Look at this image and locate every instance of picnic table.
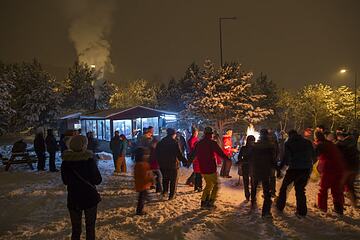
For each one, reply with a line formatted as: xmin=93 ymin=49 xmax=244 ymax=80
xmin=2 ymin=152 xmax=37 ymax=171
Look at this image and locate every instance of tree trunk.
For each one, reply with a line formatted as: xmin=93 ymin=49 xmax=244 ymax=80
xmin=330 ymin=115 xmax=335 ymax=131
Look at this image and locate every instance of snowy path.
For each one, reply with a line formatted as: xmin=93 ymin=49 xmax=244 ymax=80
xmin=0 ymin=157 xmax=359 ymax=240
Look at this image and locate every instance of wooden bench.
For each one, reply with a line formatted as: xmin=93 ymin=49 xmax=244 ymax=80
xmin=2 ymin=152 xmax=37 ymax=171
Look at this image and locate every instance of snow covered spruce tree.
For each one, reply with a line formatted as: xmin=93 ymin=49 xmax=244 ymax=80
xmin=9 ymin=60 xmax=63 ymax=131
xmin=157 ymin=63 xmax=202 ymax=112
xmin=185 ymin=60 xmax=273 ymax=133
xmin=62 ymin=62 xmax=96 ymax=111
xmin=110 ymin=79 xmax=158 ymax=108
xmin=0 ymin=62 xmax=15 ymax=134
xmin=251 ymin=74 xmax=279 ymax=127
xmin=96 ymin=80 xmax=116 ymax=110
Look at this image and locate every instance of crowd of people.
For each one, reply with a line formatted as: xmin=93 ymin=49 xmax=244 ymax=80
xmin=19 ymin=124 xmax=357 ymax=240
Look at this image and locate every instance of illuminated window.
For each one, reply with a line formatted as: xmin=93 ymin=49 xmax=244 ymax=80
xmin=113 ymin=120 xmax=132 ymax=139
xmin=142 ymin=117 xmax=159 ymax=135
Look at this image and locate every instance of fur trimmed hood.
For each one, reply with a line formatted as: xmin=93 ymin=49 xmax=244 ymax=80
xmin=62 ymin=150 xmax=93 ymax=162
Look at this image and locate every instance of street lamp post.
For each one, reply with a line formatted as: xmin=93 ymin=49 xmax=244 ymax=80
xmin=340 ymin=68 xmax=358 ymax=129
xmin=219 ymin=17 xmax=236 ymax=67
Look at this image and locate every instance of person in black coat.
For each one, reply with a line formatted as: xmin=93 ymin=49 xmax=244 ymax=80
xmin=276 ymin=130 xmax=315 ymax=217
xmin=250 ymin=129 xmax=277 ymax=217
xmin=336 ymin=132 xmax=359 ymax=206
xmin=237 ymin=135 xmax=255 ymax=201
xmin=34 ymin=130 xmax=46 ymax=171
xmin=155 ymin=128 xmax=187 ymax=200
xmin=87 ymin=131 xmax=99 ymax=165
xmin=45 ymin=129 xmax=58 ymax=172
xmin=61 ymin=135 xmax=102 ymax=240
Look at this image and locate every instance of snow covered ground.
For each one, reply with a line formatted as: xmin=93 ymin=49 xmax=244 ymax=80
xmin=0 ymin=146 xmax=359 ymax=240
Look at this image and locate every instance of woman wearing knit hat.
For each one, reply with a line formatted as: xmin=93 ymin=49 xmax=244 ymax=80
xmin=61 ymin=135 xmax=102 ymax=240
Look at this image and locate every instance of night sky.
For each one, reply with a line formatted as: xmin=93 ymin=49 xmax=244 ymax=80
xmin=1 ymin=0 xmax=359 ymax=89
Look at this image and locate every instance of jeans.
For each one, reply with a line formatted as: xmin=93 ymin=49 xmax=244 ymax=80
xmin=152 ymin=169 xmax=163 ymax=193
xmin=68 ymin=205 xmax=97 ymax=240
xmin=201 ymin=173 xmax=219 ymax=202
xmin=48 ymin=151 xmax=56 ymax=171
xmin=276 ymin=169 xmax=311 ymax=216
xmin=136 ymin=190 xmax=148 ymax=214
xmin=251 ymin=177 xmax=272 ymax=216
xmin=194 ymin=173 xmax=203 ymax=191
xmin=161 ymin=168 xmax=178 ymax=199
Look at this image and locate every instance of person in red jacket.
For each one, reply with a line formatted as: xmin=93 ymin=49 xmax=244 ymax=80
xmin=188 ymin=128 xmax=201 ymax=192
xmin=189 ymin=127 xmax=231 ymax=208
xmin=220 ymin=129 xmax=237 ymax=178
xmin=315 ymin=131 xmax=346 ymax=214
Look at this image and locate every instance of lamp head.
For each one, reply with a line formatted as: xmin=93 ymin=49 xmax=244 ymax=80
xmin=340 ymin=69 xmax=348 ymax=74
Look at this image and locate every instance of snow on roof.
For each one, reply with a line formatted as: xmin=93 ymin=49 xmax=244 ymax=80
xmin=59 ymin=112 xmax=82 ymax=120
xmin=80 ymin=106 xmax=178 ymax=119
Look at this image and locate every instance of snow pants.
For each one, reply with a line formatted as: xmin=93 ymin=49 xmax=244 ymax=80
xmin=276 ymin=169 xmax=311 ymax=216
xmin=115 ymin=156 xmax=126 ymax=173
xmin=220 ymin=159 xmax=232 ymax=177
xmin=251 ymin=177 xmax=272 ymax=216
xmin=36 ymin=151 xmax=46 ymax=170
xmin=344 ymin=171 xmax=358 ymax=205
xmin=318 ymin=173 xmax=344 ymax=212
xmin=48 ymin=151 xmax=56 ymax=172
xmin=136 ymin=190 xmax=148 ymax=214
xmin=242 ymin=165 xmax=250 ymax=200
xmin=201 ymin=173 xmax=219 ymax=202
xmin=270 ymin=168 xmax=277 ymax=196
xmin=152 ymin=169 xmax=163 ymax=193
xmin=161 ymin=168 xmax=178 ymax=199
xmin=69 ymin=205 xmax=97 ymax=240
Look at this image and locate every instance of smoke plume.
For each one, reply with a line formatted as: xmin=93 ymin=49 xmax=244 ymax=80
xmin=64 ymin=0 xmax=116 ymax=77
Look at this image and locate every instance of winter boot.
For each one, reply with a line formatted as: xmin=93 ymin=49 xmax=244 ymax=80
xmin=201 ymin=200 xmax=208 ymax=208
xmin=207 ymin=200 xmax=216 ymax=209
xmin=334 ymin=204 xmax=344 ymax=215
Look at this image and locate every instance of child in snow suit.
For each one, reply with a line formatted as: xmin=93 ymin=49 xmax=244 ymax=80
xmin=134 ymin=147 xmax=154 ymax=215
